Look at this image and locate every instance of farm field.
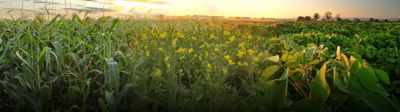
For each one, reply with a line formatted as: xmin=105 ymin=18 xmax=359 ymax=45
xmin=0 ymin=15 xmax=399 ymax=111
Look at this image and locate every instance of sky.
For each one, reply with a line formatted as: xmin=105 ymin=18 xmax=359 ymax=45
xmin=0 ymin=0 xmax=399 ymax=18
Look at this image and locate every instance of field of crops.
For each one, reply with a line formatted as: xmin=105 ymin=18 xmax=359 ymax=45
xmin=0 ymin=15 xmax=400 ymax=111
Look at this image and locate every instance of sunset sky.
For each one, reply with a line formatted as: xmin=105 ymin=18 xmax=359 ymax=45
xmin=0 ymin=0 xmax=399 ymax=18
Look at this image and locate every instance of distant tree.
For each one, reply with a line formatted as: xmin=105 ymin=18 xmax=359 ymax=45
xmin=297 ymin=16 xmax=305 ymax=21
xmin=313 ymin=13 xmax=320 ymax=21
xmin=335 ymin=14 xmax=342 ymax=21
xmin=297 ymin=16 xmax=312 ymax=21
xmin=305 ymin=16 xmax=312 ymax=21
xmin=398 ymin=19 xmax=400 ymax=22
xmin=354 ymin=18 xmax=361 ymax=22
xmin=370 ymin=18 xmax=374 ymax=22
xmin=324 ymin=11 xmax=333 ymax=21
xmin=375 ymin=19 xmax=380 ymax=22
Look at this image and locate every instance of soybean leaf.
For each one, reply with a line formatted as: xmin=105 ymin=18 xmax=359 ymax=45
xmin=351 ymin=59 xmax=378 ymax=91
xmin=310 ymin=62 xmax=330 ymax=102
xmin=267 ymin=55 xmax=280 ymax=63
xmin=362 ymin=93 xmax=397 ymax=112
xmin=274 ymin=77 xmax=288 ymax=110
xmin=262 ymin=65 xmax=280 ymax=81
xmin=374 ymin=69 xmax=390 ymax=85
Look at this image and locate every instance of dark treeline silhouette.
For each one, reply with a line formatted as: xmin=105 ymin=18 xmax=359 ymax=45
xmin=296 ymin=16 xmax=312 ymax=21
xmin=370 ymin=18 xmax=380 ymax=22
xmin=298 ymin=12 xmax=397 ymax=22
xmin=297 ymin=11 xmax=338 ymax=22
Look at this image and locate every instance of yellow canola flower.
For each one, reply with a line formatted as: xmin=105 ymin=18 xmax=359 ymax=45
xmin=160 ymin=32 xmax=167 ymax=38
xmin=238 ymin=61 xmax=249 ymax=67
xmin=145 ymin=51 xmax=150 ymax=57
xmin=245 ymin=34 xmax=253 ymax=39
xmin=143 ymin=34 xmax=148 ymax=40
xmin=207 ymin=64 xmax=212 ymax=70
xmin=253 ymin=56 xmax=260 ymax=63
xmin=247 ymin=49 xmax=255 ymax=55
xmin=229 ymin=36 xmax=235 ymax=43
xmin=177 ymin=32 xmax=184 ymax=38
xmin=214 ymin=48 xmax=220 ymax=52
xmin=224 ymin=55 xmax=235 ymax=65
xmin=239 ymin=42 xmax=246 ymax=49
xmin=224 ymin=55 xmax=231 ymax=60
xmin=210 ymin=34 xmax=216 ymax=39
xmin=164 ymin=55 xmax=170 ymax=61
xmin=188 ymin=48 xmax=194 ymax=53
xmin=158 ymin=48 xmax=165 ymax=52
xmin=172 ymin=39 xmax=177 ymax=48
xmin=194 ymin=54 xmax=202 ymax=60
xmin=179 ymin=56 xmax=185 ymax=60
xmin=191 ymin=36 xmax=197 ymax=40
xmin=177 ymin=47 xmax=187 ymax=53
xmin=223 ymin=31 xmax=230 ymax=35
xmin=236 ymin=50 xmax=245 ymax=58
xmin=228 ymin=60 xmax=236 ymax=65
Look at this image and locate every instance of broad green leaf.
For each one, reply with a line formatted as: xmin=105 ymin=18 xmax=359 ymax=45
xmin=348 ymin=75 xmax=367 ymax=95
xmin=310 ymin=62 xmax=330 ymax=102
xmin=305 ymin=48 xmax=314 ymax=61
xmin=262 ymin=65 xmax=280 ymax=80
xmin=362 ymin=93 xmax=397 ymax=112
xmin=351 ymin=59 xmax=378 ymax=91
xmin=333 ymin=67 xmax=352 ymax=94
xmin=105 ymin=58 xmax=120 ymax=92
xmin=374 ymin=69 xmax=390 ymax=85
xmin=274 ymin=78 xmax=288 ymax=110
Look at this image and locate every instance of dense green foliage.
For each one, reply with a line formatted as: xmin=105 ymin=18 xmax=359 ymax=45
xmin=0 ymin=15 xmax=399 ymax=111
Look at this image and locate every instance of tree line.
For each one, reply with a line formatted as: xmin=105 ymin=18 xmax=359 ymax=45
xmin=296 ymin=12 xmax=336 ymax=21
xmin=297 ymin=12 xmax=395 ymax=22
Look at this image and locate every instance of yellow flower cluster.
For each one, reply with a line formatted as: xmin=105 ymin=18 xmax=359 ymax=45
xmin=164 ymin=55 xmax=170 ymax=61
xmin=247 ymin=49 xmax=255 ymax=55
xmin=177 ymin=47 xmax=194 ymax=53
xmin=172 ymin=39 xmax=177 ymax=48
xmin=227 ymin=36 xmax=236 ymax=43
xmin=177 ymin=47 xmax=187 ymax=53
xmin=145 ymin=51 xmax=150 ymax=57
xmin=236 ymin=50 xmax=245 ymax=58
xmin=160 ymin=32 xmax=167 ymax=38
xmin=224 ymin=55 xmax=236 ymax=65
